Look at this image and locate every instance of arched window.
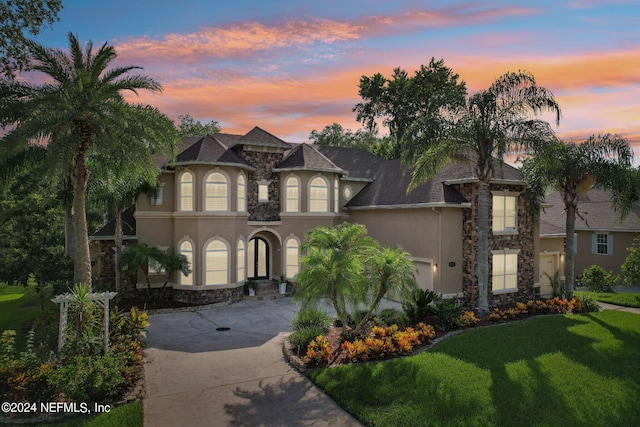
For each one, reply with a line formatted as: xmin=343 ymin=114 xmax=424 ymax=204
xmin=285 ymin=176 xmax=300 ymax=212
xmin=285 ymin=237 xmax=299 ymax=279
xmin=237 ymin=239 xmax=246 ymax=282
xmin=309 ymin=176 xmax=328 ymax=212
xmin=237 ymin=174 xmax=246 ymax=212
xmin=179 ymin=240 xmax=194 ymax=285
xmin=334 ymin=177 xmax=339 ymax=213
xmin=179 ymin=171 xmax=194 ymax=212
xmin=205 ymin=239 xmax=228 ymax=285
xmin=205 ymin=172 xmax=228 ymax=211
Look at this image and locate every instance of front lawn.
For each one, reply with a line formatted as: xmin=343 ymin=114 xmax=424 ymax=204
xmin=309 ymin=311 xmax=640 ymax=427
xmin=576 ymin=291 xmax=640 ymax=308
xmin=0 ymin=284 xmax=42 ymax=349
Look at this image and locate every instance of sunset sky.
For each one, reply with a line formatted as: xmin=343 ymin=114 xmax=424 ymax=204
xmin=34 ymin=0 xmax=640 ymax=159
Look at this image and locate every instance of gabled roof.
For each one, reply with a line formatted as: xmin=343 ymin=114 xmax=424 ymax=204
xmin=90 ymin=206 xmax=137 ymax=240
xmin=274 ymin=143 xmax=344 ymax=174
xmin=232 ymin=126 xmax=292 ymax=149
xmin=171 ymin=135 xmax=254 ymax=171
xmin=541 ymin=189 xmax=640 ymax=234
xmin=346 ymin=159 xmax=469 ymax=209
xmin=315 ymin=145 xmax=384 ymax=181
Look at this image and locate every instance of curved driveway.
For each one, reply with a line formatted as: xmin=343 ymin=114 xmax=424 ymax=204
xmin=142 ymin=298 xmax=362 ymax=426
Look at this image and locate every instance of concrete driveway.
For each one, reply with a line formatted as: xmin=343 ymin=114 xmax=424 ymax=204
xmin=142 ymin=298 xmax=362 ymax=427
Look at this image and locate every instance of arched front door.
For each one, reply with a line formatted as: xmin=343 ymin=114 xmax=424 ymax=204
xmin=247 ymin=237 xmax=269 ymax=279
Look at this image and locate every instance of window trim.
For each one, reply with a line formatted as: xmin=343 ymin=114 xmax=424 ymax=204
xmin=284 ymin=235 xmax=300 ymax=280
xmin=204 ymin=237 xmax=229 ymax=286
xmin=237 ymin=173 xmax=247 ymax=213
xmin=178 ymin=238 xmax=195 ymax=286
xmin=308 ymin=175 xmax=329 ymax=213
xmin=491 ymin=190 xmax=519 ymax=235
xmin=179 ymin=170 xmax=195 ymax=212
xmin=284 ymin=175 xmax=300 ymax=213
xmin=491 ymin=248 xmax=520 ymax=294
xmin=592 ymin=232 xmax=613 ymax=255
xmin=204 ymin=170 xmax=230 ymax=212
xmin=237 ymin=238 xmax=246 ymax=283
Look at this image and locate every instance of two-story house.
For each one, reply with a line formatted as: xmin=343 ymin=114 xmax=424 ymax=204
xmin=91 ymin=126 xmax=539 ymax=308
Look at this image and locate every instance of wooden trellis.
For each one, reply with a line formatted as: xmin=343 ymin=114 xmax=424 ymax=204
xmin=50 ymin=292 xmax=117 ymax=354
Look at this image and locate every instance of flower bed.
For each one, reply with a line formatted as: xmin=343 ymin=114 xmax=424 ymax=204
xmin=294 ymin=297 xmax=588 ymax=368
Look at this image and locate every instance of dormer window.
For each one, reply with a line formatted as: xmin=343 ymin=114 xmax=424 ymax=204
xmin=309 ymin=176 xmax=328 ymax=212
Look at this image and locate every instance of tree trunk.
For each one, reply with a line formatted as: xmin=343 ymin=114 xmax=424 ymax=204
xmin=72 ymin=147 xmax=92 ymax=289
xmin=564 ymin=196 xmax=577 ymax=299
xmin=114 ymin=204 xmax=123 ymax=300
xmin=476 ymin=180 xmax=490 ymax=315
xmin=64 ymin=200 xmax=76 ymax=259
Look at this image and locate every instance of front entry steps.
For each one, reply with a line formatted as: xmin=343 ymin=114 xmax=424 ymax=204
xmin=244 ymin=280 xmax=292 ymax=300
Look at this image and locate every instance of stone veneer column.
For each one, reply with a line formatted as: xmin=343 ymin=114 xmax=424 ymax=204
xmin=236 ymin=147 xmax=283 ymax=221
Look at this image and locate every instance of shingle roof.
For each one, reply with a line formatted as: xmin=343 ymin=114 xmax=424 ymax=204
xmin=315 ymin=145 xmax=384 ymax=181
xmin=541 ymin=189 xmax=640 ymax=234
xmin=90 ymin=206 xmax=137 ymax=240
xmin=234 ymin=126 xmax=292 ymax=149
xmin=274 ymin=144 xmax=344 ymax=173
xmin=345 ymin=159 xmax=469 ymax=208
xmin=172 ymin=135 xmax=254 ymax=170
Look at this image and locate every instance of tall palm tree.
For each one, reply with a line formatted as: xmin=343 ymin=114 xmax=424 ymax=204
xmin=295 ymin=223 xmax=378 ymax=330
xmin=0 ymin=32 xmax=179 ymax=288
xmin=521 ymin=134 xmax=634 ymax=298
xmin=403 ymin=71 xmax=561 ymax=314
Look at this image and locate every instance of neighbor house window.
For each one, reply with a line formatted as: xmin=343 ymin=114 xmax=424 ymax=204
xmin=285 ymin=176 xmax=300 ymax=212
xmin=309 ymin=176 xmax=328 ymax=212
xmin=205 ymin=239 xmax=228 ymax=285
xmin=237 ymin=239 xmax=246 ymax=282
xmin=492 ymin=193 xmax=518 ymax=233
xmin=179 ymin=240 xmax=194 ymax=285
xmin=592 ymin=233 xmax=613 ymax=255
xmin=179 ymin=171 xmax=194 ymax=211
xmin=237 ymin=174 xmax=246 ymax=212
xmin=285 ymin=237 xmax=299 ymax=279
xmin=492 ymin=250 xmax=519 ymax=292
xmin=205 ymin=172 xmax=228 ymax=211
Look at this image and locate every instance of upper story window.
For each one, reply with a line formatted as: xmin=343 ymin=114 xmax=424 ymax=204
xmin=285 ymin=176 xmax=300 ymax=212
xmin=592 ymin=233 xmax=613 ymax=255
xmin=179 ymin=171 xmax=194 ymax=212
xmin=150 ymin=182 xmax=165 ymax=206
xmin=237 ymin=174 xmax=246 ymax=212
xmin=492 ymin=192 xmax=518 ymax=233
xmin=343 ymin=185 xmax=352 ymax=201
xmin=334 ymin=177 xmax=339 ymax=213
xmin=309 ymin=176 xmax=328 ymax=212
xmin=205 ymin=171 xmax=228 ymax=211
xmin=258 ymin=183 xmax=269 ymax=202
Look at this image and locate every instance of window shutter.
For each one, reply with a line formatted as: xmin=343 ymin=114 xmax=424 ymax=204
xmin=591 ymin=234 xmax=596 ymax=254
xmin=608 ymin=234 xmax=613 ymax=255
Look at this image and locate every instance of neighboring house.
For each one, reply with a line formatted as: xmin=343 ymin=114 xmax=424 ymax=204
xmin=539 ymin=189 xmax=640 ymax=295
xmin=91 ymin=126 xmax=539 ymax=308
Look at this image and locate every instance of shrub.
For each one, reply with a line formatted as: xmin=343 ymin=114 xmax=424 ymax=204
xmin=622 ymin=237 xmax=640 ymax=286
xmin=289 ymin=326 xmax=325 ymax=354
xmin=579 ymin=295 xmax=601 ymax=313
xmin=305 ymin=335 xmax=333 ymax=366
xmin=377 ymin=308 xmax=409 ymax=328
xmin=461 ymin=311 xmax=480 ymax=327
xmin=291 ymin=308 xmax=332 ymax=332
xmin=581 ymin=265 xmax=619 ymax=292
xmin=432 ymin=297 xmax=464 ymax=331
xmin=402 ymin=289 xmax=437 ymax=322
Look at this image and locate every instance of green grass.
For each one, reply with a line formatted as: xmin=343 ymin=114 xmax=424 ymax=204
xmin=34 ymin=402 xmax=143 ymax=427
xmin=309 ymin=311 xmax=640 ymax=427
xmin=576 ymin=291 xmax=640 ymax=308
xmin=0 ymin=284 xmax=42 ymax=349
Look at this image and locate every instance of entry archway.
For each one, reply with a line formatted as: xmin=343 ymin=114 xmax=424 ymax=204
xmin=247 ymin=237 xmax=269 ymax=279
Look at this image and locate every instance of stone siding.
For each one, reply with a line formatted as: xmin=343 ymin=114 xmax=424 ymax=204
xmin=173 ymin=286 xmax=244 ymax=304
xmin=456 ymin=182 xmax=536 ymax=308
xmin=236 ymin=147 xmax=283 ymax=221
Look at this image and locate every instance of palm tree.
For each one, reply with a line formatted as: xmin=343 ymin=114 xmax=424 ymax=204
xmin=521 ymin=134 xmax=634 ymax=298
xmin=295 ymin=223 xmax=378 ymax=331
xmin=0 ymin=33 xmax=179 ymax=288
xmin=403 ymin=71 xmax=561 ymax=314
xmin=354 ymin=246 xmax=417 ymax=334
xmin=119 ymin=243 xmax=166 ymax=293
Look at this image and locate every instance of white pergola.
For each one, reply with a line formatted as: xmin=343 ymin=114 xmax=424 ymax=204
xmin=50 ymin=291 xmax=118 ymax=354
